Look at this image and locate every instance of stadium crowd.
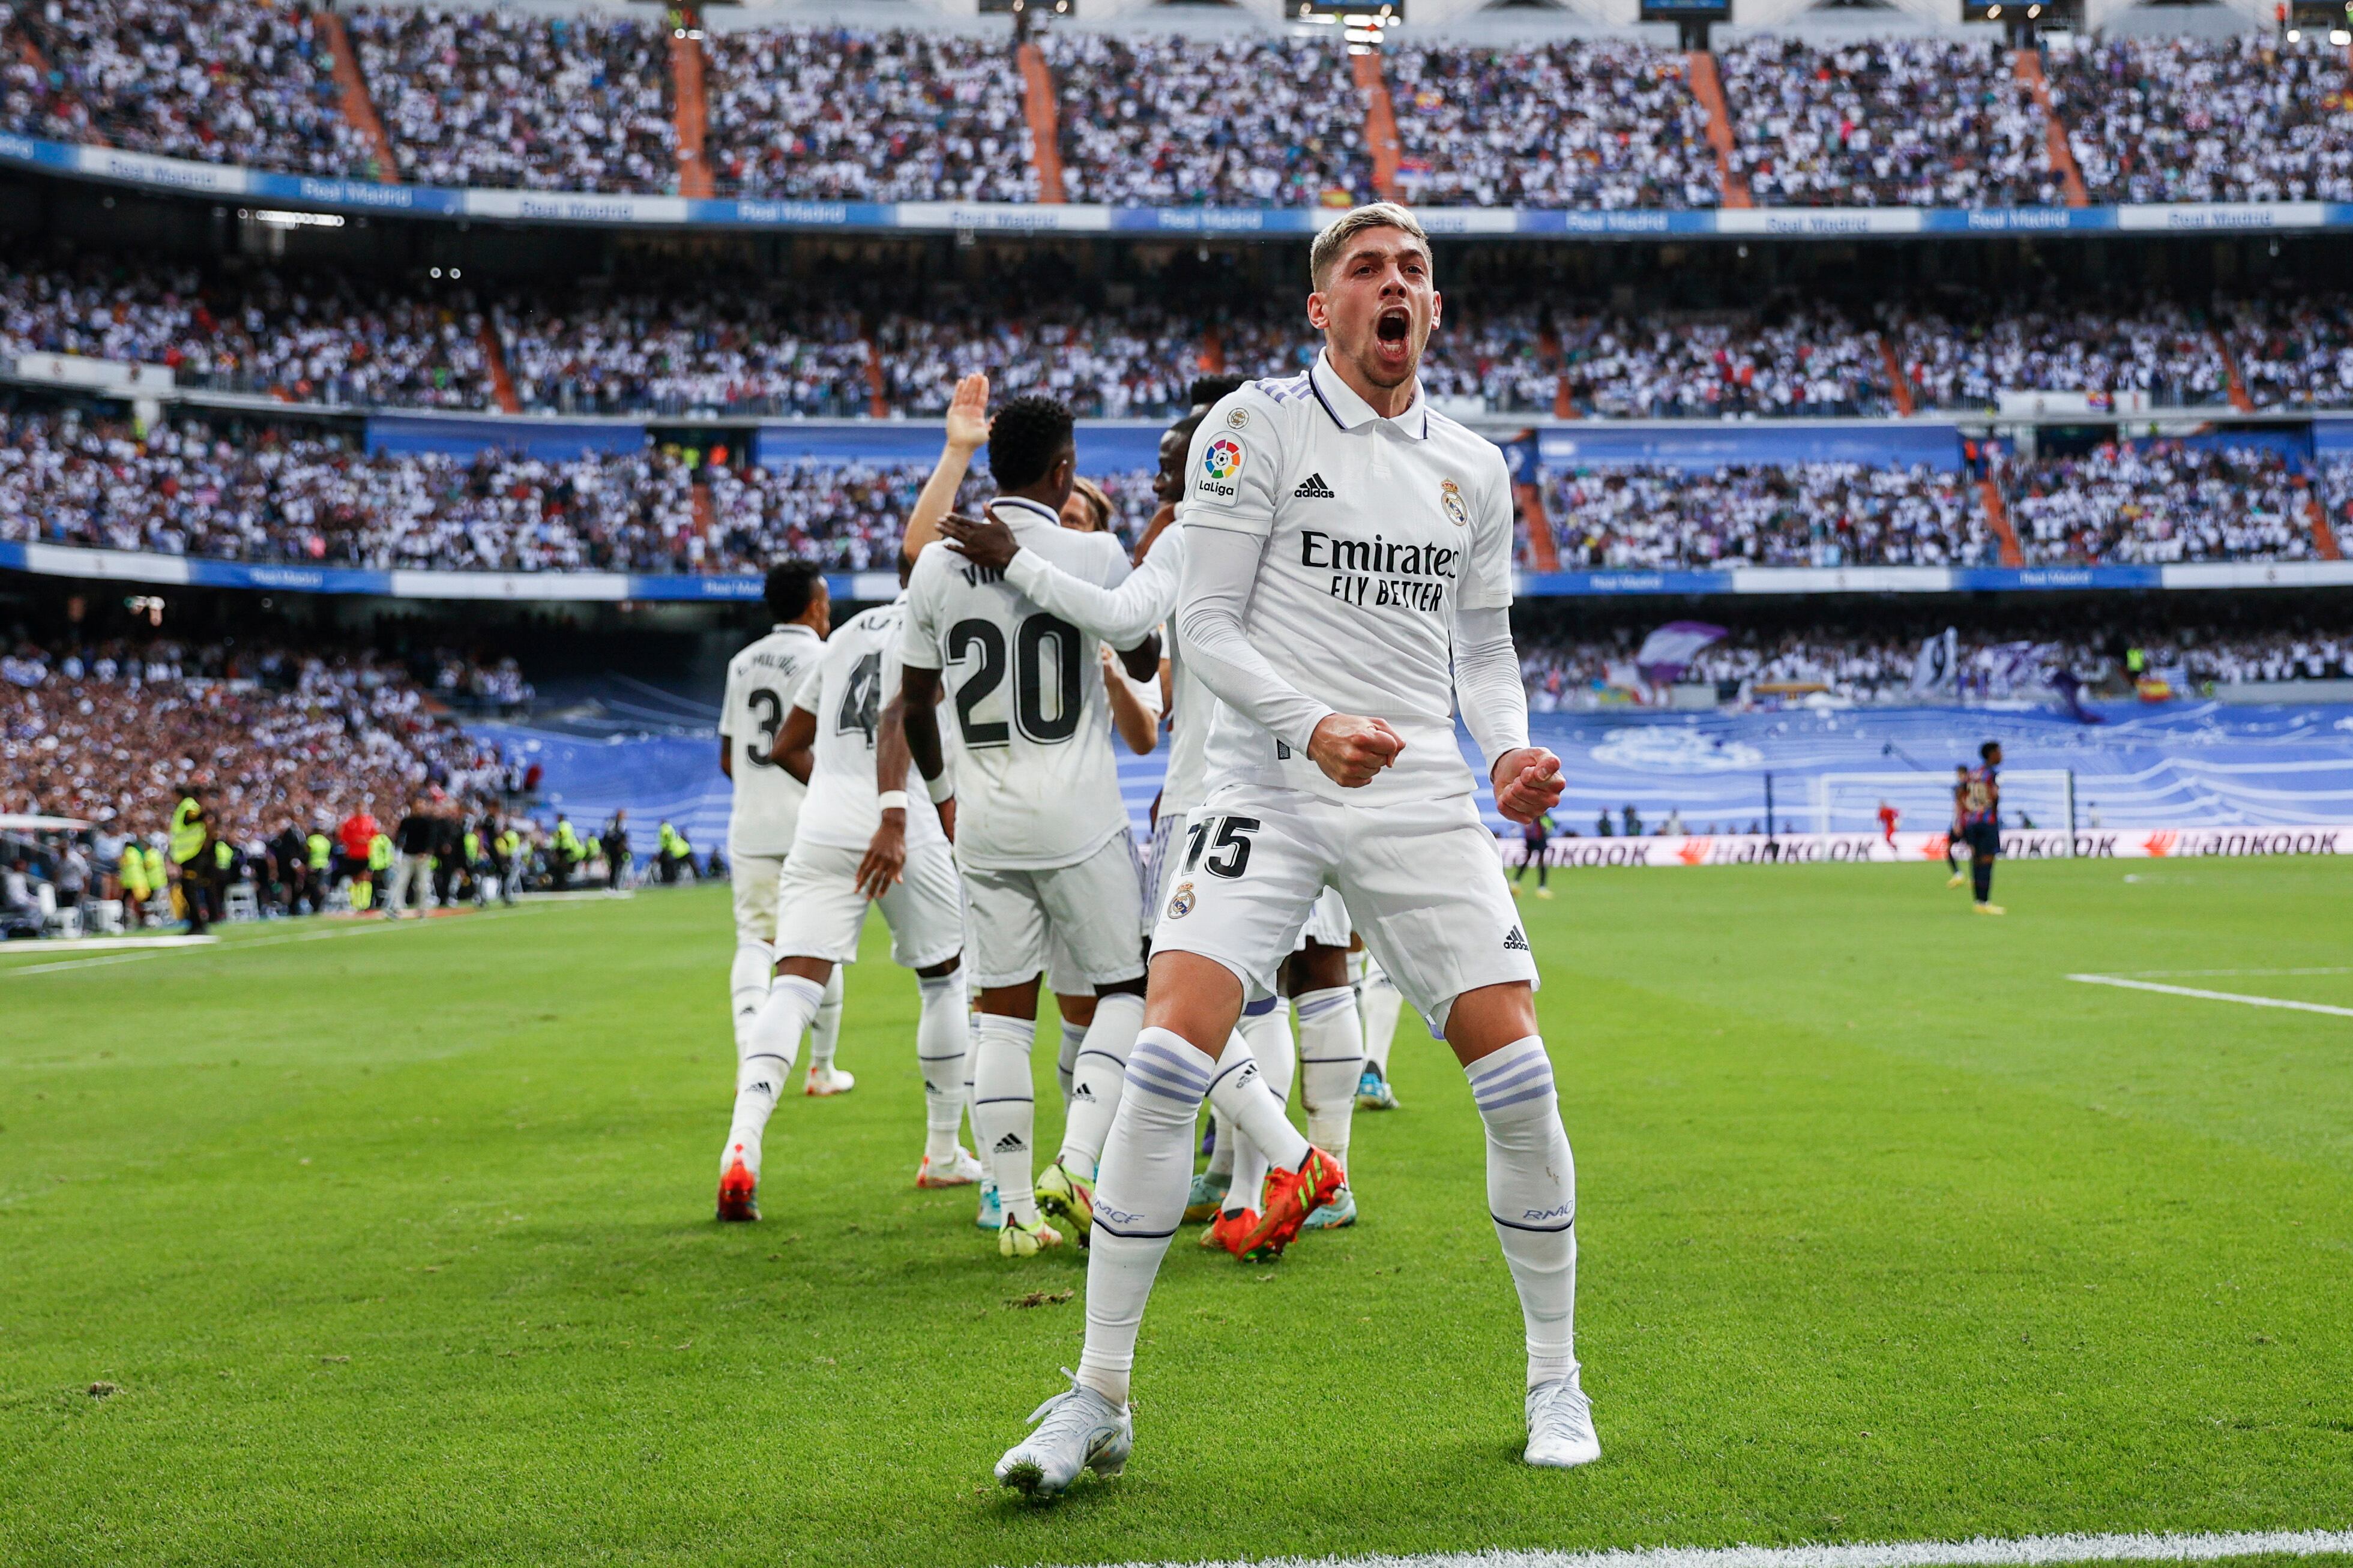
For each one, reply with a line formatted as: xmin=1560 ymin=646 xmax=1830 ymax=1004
xmin=0 ymin=635 xmax=496 ymax=849
xmin=20 ymin=242 xmax=2353 ymax=418
xmin=704 ymin=26 xmax=1033 ymax=202
xmin=1543 ymin=461 xmax=1991 ymax=568
xmin=1047 ymin=32 xmax=1369 ymax=208
xmin=1518 ymin=622 xmax=2353 ymax=707
xmin=1387 ymin=40 xmax=1718 ymax=210
xmin=348 ymin=6 xmax=676 ymax=192
xmin=2052 ymin=34 xmax=2353 ymax=205
xmin=1722 ymin=37 xmax=2064 ymax=208
xmin=9 ymin=11 xmax=2353 ymax=209
xmin=1997 ymin=440 xmax=2317 ymax=564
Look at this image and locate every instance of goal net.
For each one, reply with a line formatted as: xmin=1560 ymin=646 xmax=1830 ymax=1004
xmin=1810 ymin=770 xmax=2076 ymax=842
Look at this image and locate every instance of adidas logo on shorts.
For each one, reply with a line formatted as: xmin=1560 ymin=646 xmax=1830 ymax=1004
xmin=993 ymin=1132 xmax=1026 ymax=1155
xmin=1292 ymin=472 xmax=1337 ymax=499
xmin=1503 ymin=925 xmax=1530 ymax=952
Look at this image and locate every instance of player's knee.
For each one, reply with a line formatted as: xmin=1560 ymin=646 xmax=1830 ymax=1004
xmin=1440 ymin=981 xmax=1540 ymax=1061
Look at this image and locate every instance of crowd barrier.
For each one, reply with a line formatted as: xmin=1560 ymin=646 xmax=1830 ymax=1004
xmin=1504 ymin=825 xmax=2353 ymax=868
xmin=11 ymin=133 xmax=2353 ymax=239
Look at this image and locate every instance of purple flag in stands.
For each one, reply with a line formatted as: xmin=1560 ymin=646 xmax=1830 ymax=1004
xmin=1634 ymin=621 xmax=1728 ymax=686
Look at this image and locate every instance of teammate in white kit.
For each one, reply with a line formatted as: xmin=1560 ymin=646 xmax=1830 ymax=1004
xmin=993 ymin=205 xmax=1594 ymax=1496
xmin=716 ymin=560 xmax=983 ymax=1221
xmin=717 ymin=568 xmax=851 ymax=1128
xmin=939 ymin=391 xmax=1360 ymax=1256
xmin=898 ymin=395 xmax=1164 ymax=1259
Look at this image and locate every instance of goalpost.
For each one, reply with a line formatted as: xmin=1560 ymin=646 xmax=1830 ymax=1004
xmin=1812 ymin=770 xmax=2076 ymax=846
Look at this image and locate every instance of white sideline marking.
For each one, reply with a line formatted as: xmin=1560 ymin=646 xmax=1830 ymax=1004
xmin=2127 ymin=967 xmax=2353 ymax=978
xmin=2067 ymin=973 xmax=2353 ymax=1019
xmin=0 ymin=934 xmax=217 ymax=953
xmin=2 ymin=908 xmax=537 ymax=978
xmin=1093 ymin=1528 xmax=2353 ymax=1568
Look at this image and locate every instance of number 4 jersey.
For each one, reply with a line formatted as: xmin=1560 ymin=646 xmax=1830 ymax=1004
xmin=901 ymin=497 xmax=1135 ymax=871
xmin=720 ymin=621 xmax=825 ymax=861
xmin=788 ymin=596 xmax=948 ymax=855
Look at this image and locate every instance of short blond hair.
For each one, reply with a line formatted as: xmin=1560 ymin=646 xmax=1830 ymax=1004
xmin=1309 ymin=202 xmax=1430 ymax=290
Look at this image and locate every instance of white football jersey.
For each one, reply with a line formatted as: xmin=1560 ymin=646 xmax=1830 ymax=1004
xmin=1002 ymin=526 xmax=1213 ymax=815
xmin=788 ymin=596 xmax=947 ymax=854
xmin=720 ymin=622 xmax=825 ymax=858
xmin=900 ymin=497 xmax=1133 ymax=871
xmin=1176 ymin=351 xmax=1516 ymax=808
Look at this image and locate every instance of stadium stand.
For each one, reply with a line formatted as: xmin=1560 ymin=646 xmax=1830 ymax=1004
xmin=0 ymin=635 xmax=498 ymax=844
xmin=2050 ymin=34 xmax=2353 ymax=205
xmin=1720 ymin=37 xmax=2066 ymax=208
xmin=1995 ymin=440 xmax=2318 ymax=564
xmin=348 ymin=6 xmax=677 ymax=193
xmin=1386 ymin=40 xmax=1719 ymax=210
xmin=702 ymin=25 xmax=1034 ymax=202
xmin=1541 ymin=462 xmax=1991 ymax=568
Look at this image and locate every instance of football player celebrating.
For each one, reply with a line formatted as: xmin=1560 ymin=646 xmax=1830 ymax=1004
xmin=717 ymin=555 xmax=980 ymax=1222
xmin=993 ymin=204 xmax=1591 ymax=1495
xmin=898 ymin=395 xmax=1164 ymax=1259
xmin=717 ymin=565 xmax=850 ymax=1121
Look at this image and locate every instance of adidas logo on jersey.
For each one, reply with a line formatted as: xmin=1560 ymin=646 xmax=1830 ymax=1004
xmin=993 ymin=1132 xmax=1027 ymax=1155
xmin=1503 ymin=925 xmax=1530 ymax=952
xmin=1292 ymin=472 xmax=1337 ymax=499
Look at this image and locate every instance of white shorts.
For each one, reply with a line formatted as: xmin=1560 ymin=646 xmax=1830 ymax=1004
xmin=1147 ymin=810 xmax=1186 ymax=912
xmin=963 ymin=830 xmax=1147 ymax=991
xmin=772 ymin=839 xmax=965 ymax=971
xmin=1045 ymin=929 xmax=1088 ymax=1000
xmin=1152 ymin=786 xmax=1536 ymax=1036
xmin=731 ymin=852 xmax=786 ymax=945
xmin=1297 ymin=886 xmax=1352 ymax=952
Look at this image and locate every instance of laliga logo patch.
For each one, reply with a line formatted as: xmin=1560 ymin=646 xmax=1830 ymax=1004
xmin=1166 ymin=880 xmax=1196 ymax=919
xmin=1439 ymin=478 xmax=1469 ymax=527
xmin=1196 ymin=438 xmax=1244 ymax=501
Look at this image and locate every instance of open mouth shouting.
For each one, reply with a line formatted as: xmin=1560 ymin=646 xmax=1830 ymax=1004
xmin=1375 ymin=305 xmax=1412 ymax=345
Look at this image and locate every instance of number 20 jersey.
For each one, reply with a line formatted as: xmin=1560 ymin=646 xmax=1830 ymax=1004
xmin=787 ymin=596 xmax=947 ymax=855
xmin=900 ymin=498 xmax=1133 ymax=872
xmin=721 ymin=622 xmax=824 ymax=860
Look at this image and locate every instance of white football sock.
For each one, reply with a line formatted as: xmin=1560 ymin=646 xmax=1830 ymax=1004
xmin=1465 ymin=1036 xmax=1577 ymax=1390
xmin=970 ymin=1014 xmax=1040 ymax=1225
xmin=1056 ymin=992 xmax=1143 ymax=1182
xmin=1076 ymin=1027 xmax=1214 ymax=1408
xmin=1360 ymin=956 xmax=1403 ymax=1078
xmin=1055 ymin=1017 xmax=1086 ymax=1106
xmin=1205 ymin=1104 xmax=1236 ymax=1178
xmin=806 ymin=967 xmax=845 ymax=1071
xmin=1295 ymin=985 xmax=1363 ymax=1169
xmin=724 ymin=973 xmax=824 ymax=1179
xmin=1207 ymin=1014 xmax=1304 ymax=1213
xmin=915 ymin=970 xmax=971 ymax=1162
xmin=729 ymin=941 xmax=772 ymax=1053
xmin=965 ymin=1054 xmax=989 ymax=1188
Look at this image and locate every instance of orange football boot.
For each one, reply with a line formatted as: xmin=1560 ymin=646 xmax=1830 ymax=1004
xmin=1232 ymin=1147 xmax=1345 ymax=1261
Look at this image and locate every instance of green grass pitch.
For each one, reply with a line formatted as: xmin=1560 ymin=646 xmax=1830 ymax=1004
xmin=4 ymin=859 xmax=2351 ymax=1567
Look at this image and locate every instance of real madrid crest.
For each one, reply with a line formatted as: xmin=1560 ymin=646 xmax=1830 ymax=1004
xmin=1166 ymin=881 xmax=1196 ymax=919
xmin=1439 ymin=478 xmax=1469 ymax=527
xmin=1225 ymin=407 xmax=1249 ymax=430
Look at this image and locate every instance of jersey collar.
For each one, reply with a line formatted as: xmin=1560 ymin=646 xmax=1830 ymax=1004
xmin=770 ymin=622 xmax=822 ymax=637
xmin=1309 ymin=350 xmax=1430 ymax=440
xmin=987 ymin=495 xmax=1064 ymax=530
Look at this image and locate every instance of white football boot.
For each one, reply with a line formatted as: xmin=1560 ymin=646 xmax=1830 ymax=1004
xmin=995 ymin=1371 xmax=1133 ymax=1498
xmin=804 ymin=1065 xmax=855 ymax=1096
xmin=1523 ymin=1371 xmax=1601 ymax=1468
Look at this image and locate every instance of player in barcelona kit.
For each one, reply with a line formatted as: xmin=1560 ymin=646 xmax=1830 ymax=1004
xmin=993 ymin=203 xmax=1595 ymax=1496
xmin=1960 ymin=741 xmax=2004 ymax=915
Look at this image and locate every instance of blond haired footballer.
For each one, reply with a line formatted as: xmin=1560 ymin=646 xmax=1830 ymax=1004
xmin=993 ymin=205 xmax=1592 ymax=1495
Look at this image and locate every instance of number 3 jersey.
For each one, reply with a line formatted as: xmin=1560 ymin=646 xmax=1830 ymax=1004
xmin=900 ymin=496 xmax=1134 ymax=872
xmin=788 ymin=596 xmax=947 ymax=854
xmin=720 ymin=621 xmax=825 ymax=861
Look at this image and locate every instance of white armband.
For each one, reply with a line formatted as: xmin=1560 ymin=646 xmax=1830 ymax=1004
xmin=876 ymin=790 xmax=910 ymax=814
xmin=923 ymin=769 xmax=955 ymax=805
